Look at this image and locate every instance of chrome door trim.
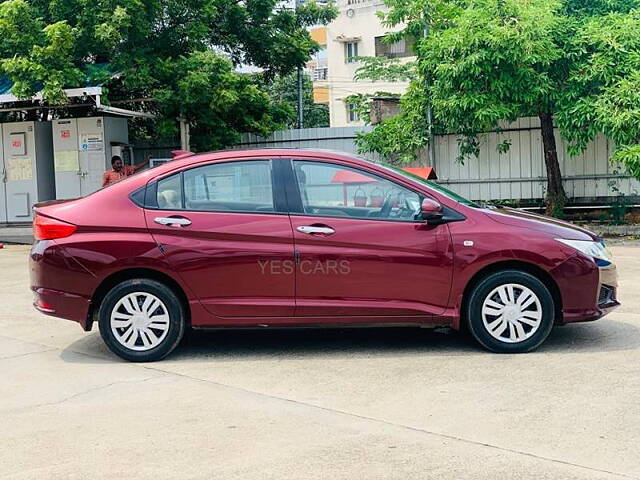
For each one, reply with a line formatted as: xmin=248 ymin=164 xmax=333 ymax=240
xmin=154 ymin=217 xmax=192 ymax=227
xmin=296 ymin=225 xmax=335 ymax=235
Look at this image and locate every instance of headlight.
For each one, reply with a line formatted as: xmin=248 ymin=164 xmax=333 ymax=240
xmin=556 ymin=239 xmax=613 ymax=266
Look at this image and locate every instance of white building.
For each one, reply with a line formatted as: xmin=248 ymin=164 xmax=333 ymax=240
xmin=321 ymin=0 xmax=415 ymax=127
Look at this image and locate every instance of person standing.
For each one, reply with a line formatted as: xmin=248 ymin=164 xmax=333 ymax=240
xmin=102 ymin=155 xmax=149 ymax=187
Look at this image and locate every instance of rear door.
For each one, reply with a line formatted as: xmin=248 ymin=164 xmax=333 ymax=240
xmin=286 ymin=159 xmax=453 ymax=320
xmin=144 ymin=158 xmax=296 ymax=321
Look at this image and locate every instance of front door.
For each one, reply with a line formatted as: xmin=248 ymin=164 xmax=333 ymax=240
xmin=288 ymin=159 xmax=453 ymax=320
xmin=144 ymin=159 xmax=295 ymax=322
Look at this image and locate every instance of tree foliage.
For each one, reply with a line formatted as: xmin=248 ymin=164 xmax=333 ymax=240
xmin=264 ymin=71 xmax=329 ymax=129
xmin=0 ymin=0 xmax=337 ymax=150
xmin=346 ymin=87 xmax=429 ymax=164
xmin=355 ymin=0 xmax=640 ymax=213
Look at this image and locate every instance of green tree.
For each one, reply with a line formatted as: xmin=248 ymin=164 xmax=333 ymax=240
xmin=355 ymin=0 xmax=640 ymax=215
xmin=265 ymin=71 xmax=329 ymax=129
xmin=0 ymin=0 xmax=337 ymax=150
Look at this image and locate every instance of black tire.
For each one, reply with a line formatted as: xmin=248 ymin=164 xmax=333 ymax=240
xmin=98 ymin=278 xmax=186 ymax=362
xmin=466 ymin=270 xmax=554 ymax=353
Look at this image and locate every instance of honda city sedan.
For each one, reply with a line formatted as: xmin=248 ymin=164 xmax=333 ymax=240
xmin=30 ymin=149 xmax=619 ymax=361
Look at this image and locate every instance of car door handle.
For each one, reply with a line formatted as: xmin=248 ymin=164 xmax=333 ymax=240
xmin=297 ymin=225 xmax=335 ymax=235
xmin=154 ymin=216 xmax=192 ymax=227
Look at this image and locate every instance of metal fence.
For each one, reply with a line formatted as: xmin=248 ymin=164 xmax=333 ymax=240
xmin=237 ymin=118 xmax=640 ymax=204
xmin=133 ymin=144 xmax=178 ymax=164
xmin=238 ymin=127 xmax=379 ymax=159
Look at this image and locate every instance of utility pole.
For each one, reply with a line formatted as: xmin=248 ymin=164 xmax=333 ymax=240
xmin=424 ymin=23 xmax=436 ymax=168
xmin=296 ymin=0 xmax=304 ymax=129
xmin=297 ymin=66 xmax=304 ymax=129
xmin=179 ymin=116 xmax=190 ymax=152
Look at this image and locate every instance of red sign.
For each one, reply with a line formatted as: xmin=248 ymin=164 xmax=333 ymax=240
xmin=61 ymin=130 xmax=71 ymax=138
xmin=11 ymin=140 xmax=21 ymax=148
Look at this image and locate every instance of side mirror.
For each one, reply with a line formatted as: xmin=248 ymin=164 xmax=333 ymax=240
xmin=421 ymin=198 xmax=444 ymax=225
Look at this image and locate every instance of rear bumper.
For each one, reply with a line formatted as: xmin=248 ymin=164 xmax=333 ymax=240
xmin=30 ymin=240 xmax=95 ymax=330
xmin=32 ymin=287 xmax=92 ymax=330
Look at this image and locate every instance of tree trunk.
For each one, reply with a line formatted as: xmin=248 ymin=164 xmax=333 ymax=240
xmin=539 ymin=112 xmax=567 ymax=217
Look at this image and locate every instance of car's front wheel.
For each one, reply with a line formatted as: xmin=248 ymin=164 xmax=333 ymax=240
xmin=98 ymin=279 xmax=186 ymax=362
xmin=467 ymin=270 xmax=555 ymax=353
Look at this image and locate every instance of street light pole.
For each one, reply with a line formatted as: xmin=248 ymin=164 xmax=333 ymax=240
xmin=296 ymin=0 xmax=304 ymax=129
xmin=297 ymin=65 xmax=304 ymax=129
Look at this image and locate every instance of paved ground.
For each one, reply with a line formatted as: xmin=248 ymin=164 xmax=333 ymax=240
xmin=1 ymin=245 xmax=639 ymax=479
xmin=0 ymin=226 xmax=33 ymax=245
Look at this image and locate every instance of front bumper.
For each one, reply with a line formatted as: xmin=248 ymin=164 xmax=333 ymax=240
xmin=551 ymin=251 xmax=620 ymax=324
xmin=594 ymin=264 xmax=620 ymax=315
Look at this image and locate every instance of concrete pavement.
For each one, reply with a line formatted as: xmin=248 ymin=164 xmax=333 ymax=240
xmin=1 ymin=244 xmax=639 ymax=479
xmin=0 ymin=225 xmax=33 ymax=245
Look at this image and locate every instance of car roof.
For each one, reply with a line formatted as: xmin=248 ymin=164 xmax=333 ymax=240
xmin=97 ymin=147 xmax=462 ymax=212
xmin=100 ymin=149 xmax=381 ymax=196
xmin=151 ymin=148 xmax=377 ymax=177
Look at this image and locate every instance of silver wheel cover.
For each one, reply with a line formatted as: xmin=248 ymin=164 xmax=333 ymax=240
xmin=110 ymin=292 xmax=170 ymax=352
xmin=481 ymin=283 xmax=542 ymax=344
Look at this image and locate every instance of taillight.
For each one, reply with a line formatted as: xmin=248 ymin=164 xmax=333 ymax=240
xmin=34 ymin=299 xmax=55 ymax=313
xmin=33 ymin=214 xmax=77 ymax=240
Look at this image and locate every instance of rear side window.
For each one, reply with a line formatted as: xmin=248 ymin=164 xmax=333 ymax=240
xmin=129 ymin=187 xmax=146 ymax=207
xmin=153 ymin=160 xmax=275 ymax=213
xmin=184 ymin=161 xmax=274 ymax=212
xmin=157 ymin=174 xmax=183 ymax=209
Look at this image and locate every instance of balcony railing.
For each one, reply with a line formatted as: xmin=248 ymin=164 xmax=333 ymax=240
xmin=339 ymin=0 xmax=384 ymax=8
xmin=313 ymin=67 xmax=328 ymax=81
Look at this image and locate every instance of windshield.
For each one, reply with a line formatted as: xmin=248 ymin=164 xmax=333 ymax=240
xmin=380 ymin=164 xmax=480 ymax=208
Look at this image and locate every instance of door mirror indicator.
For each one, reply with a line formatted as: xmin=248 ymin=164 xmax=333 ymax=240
xmin=421 ymin=198 xmax=444 ymax=225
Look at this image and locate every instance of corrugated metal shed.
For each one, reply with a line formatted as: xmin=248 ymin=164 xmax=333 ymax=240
xmin=236 ymin=120 xmax=640 ymax=204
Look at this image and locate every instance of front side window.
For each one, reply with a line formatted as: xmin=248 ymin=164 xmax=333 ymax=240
xmin=380 ymin=163 xmax=480 ymax=208
xmin=293 ymin=161 xmax=422 ymax=222
xmin=155 ymin=160 xmax=274 ymax=213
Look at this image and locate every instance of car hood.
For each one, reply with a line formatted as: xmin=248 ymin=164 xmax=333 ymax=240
xmin=482 ymin=206 xmax=599 ymax=241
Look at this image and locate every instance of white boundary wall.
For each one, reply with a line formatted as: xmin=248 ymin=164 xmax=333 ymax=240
xmin=237 ymin=118 xmax=640 ymax=203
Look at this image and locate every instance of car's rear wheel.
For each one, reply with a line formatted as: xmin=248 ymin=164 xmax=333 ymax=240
xmin=98 ymin=279 xmax=185 ymax=362
xmin=467 ymin=270 xmax=554 ymax=353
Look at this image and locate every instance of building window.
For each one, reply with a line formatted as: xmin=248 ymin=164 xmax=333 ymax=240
xmin=346 ymin=103 xmax=359 ymax=123
xmin=375 ymin=35 xmax=415 ymax=58
xmin=313 ymin=67 xmax=328 ymax=81
xmin=345 ymin=41 xmax=359 ymax=63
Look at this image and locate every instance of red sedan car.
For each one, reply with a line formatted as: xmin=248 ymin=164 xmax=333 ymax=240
xmin=30 ymin=149 xmax=619 ymax=361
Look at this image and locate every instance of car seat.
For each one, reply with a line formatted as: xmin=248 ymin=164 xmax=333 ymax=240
xmin=158 ymin=189 xmax=181 ymax=209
